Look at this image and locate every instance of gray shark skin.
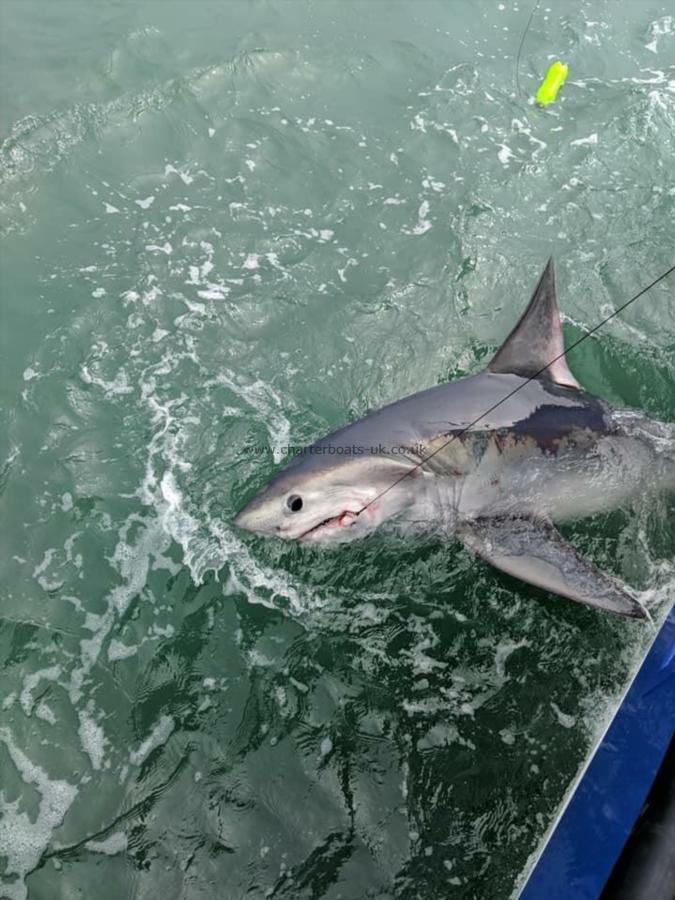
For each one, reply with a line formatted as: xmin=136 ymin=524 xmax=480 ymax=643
xmin=235 ymin=260 xmax=675 ymax=619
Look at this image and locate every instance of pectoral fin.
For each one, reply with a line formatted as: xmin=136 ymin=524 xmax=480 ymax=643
xmin=459 ymin=515 xmax=647 ymax=619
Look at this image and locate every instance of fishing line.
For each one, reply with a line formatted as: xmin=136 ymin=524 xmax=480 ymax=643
xmin=354 ymin=262 xmax=675 ymax=518
xmin=515 ymin=0 xmax=541 ymax=99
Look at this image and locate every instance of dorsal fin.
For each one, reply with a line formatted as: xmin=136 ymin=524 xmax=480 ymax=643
xmin=488 ymin=258 xmax=580 ymax=389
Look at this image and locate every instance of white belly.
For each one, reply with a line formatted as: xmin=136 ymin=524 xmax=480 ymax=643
xmin=412 ymin=434 xmax=660 ymax=529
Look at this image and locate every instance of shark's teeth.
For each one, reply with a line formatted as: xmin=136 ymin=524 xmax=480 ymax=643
xmin=337 ymin=511 xmax=357 ymax=527
xmin=301 ymin=509 xmax=357 ymax=538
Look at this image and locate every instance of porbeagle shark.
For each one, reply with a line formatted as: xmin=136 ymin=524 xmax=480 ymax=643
xmin=235 ymin=261 xmax=675 ymax=619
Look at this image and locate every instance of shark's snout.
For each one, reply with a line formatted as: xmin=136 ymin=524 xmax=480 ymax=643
xmin=233 ymin=495 xmax=279 ymax=536
xmin=232 ymin=508 xmax=249 ymax=530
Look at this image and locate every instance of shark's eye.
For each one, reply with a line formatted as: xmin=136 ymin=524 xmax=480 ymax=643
xmin=287 ymin=494 xmax=303 ymax=513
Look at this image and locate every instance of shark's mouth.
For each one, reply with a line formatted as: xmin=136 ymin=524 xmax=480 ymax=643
xmin=299 ymin=510 xmax=358 ymax=540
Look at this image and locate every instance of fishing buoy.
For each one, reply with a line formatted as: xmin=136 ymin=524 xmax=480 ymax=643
xmin=535 ymin=60 xmax=568 ymax=107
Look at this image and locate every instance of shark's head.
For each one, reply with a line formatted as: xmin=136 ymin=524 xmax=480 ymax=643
xmin=234 ymin=449 xmax=419 ymax=543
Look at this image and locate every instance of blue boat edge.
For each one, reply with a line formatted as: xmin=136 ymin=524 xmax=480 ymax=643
xmin=518 ymin=600 xmax=675 ymax=900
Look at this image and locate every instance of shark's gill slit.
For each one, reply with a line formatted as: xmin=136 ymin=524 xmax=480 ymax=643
xmin=235 ymin=259 xmax=675 ymax=619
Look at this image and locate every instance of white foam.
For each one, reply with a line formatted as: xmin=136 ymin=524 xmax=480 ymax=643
xmin=197 ymin=286 xmax=229 ymax=299
xmin=204 ymin=370 xmax=291 ymax=464
xmin=497 ymin=143 xmax=514 ymax=165
xmin=411 ymin=113 xmax=427 ymax=133
xmin=645 ymin=15 xmax=673 ymax=53
xmin=35 ymin=703 xmax=56 ymax=725
xmin=80 ymin=364 xmax=134 ymax=398
xmin=570 ymin=133 xmax=599 ymax=147
xmin=145 ymin=241 xmax=172 ymax=255
xmin=107 ymin=639 xmax=138 ymax=661
xmin=85 ymin=831 xmax=128 ymax=855
xmin=0 ymin=730 xmax=78 ymax=900
xmin=402 ymin=200 xmax=432 ymax=236
xmin=20 ymin=665 xmax=61 ymax=716
xmin=78 ymin=708 xmax=107 ymax=770
xmin=69 ymin=517 xmax=170 ymax=702
xmin=413 ymin=200 xmax=432 ymax=234
xmin=494 ymin=639 xmax=529 ymax=679
xmin=32 ymin=549 xmax=56 ymax=579
xmin=163 ymin=163 xmax=193 ymax=184
xmin=550 ymin=702 xmax=576 ymax=729
xmin=129 ymin=715 xmax=175 ymax=766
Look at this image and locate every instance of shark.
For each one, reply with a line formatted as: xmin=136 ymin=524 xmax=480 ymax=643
xmin=234 ymin=260 xmax=675 ymax=619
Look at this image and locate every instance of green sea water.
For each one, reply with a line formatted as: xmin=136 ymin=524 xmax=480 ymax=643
xmin=1 ymin=1 xmax=674 ymax=898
